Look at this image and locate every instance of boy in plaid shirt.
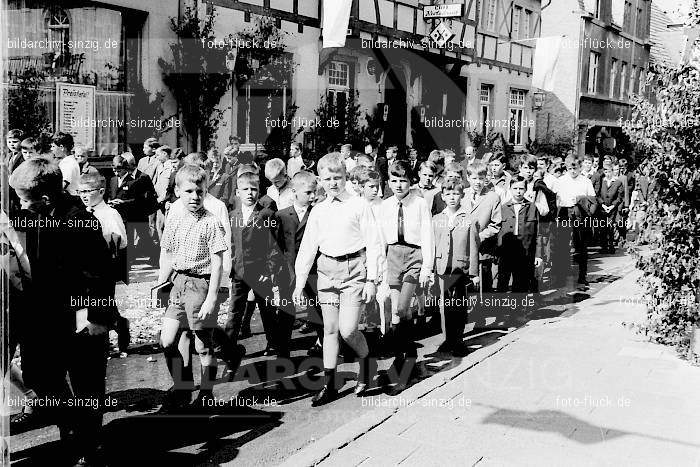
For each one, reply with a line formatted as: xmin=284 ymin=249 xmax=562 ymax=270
xmin=158 ymin=164 xmax=228 ymax=411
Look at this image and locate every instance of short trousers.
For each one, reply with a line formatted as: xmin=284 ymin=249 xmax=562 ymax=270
xmin=164 ymin=272 xmax=217 ymax=330
xmin=316 ymin=251 xmax=367 ymax=309
xmin=387 ymin=244 xmax=422 ymax=287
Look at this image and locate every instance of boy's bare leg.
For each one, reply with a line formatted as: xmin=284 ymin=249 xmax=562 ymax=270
xmin=312 ymin=304 xmax=341 ymax=407
xmin=320 ymin=304 xmax=340 ymax=370
xmin=337 ymin=305 xmax=368 ymax=359
xmin=193 ymin=330 xmax=218 ymax=409
xmin=388 ymin=282 xmax=418 ymax=395
xmin=161 ymin=318 xmax=193 ymax=404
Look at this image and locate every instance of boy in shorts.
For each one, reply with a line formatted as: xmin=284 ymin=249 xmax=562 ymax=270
xmin=158 ymin=164 xmax=228 ymax=410
xmin=377 ymin=160 xmax=433 ymax=395
xmin=294 ymin=153 xmax=383 ymax=406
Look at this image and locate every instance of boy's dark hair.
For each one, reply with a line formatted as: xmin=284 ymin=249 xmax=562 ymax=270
xmin=489 ymin=153 xmax=508 ymax=164
xmin=7 ymin=129 xmax=24 ymax=140
xmin=237 ymin=172 xmax=260 ymax=188
xmin=511 ymin=175 xmax=527 ymax=186
xmin=21 ymin=137 xmax=40 ymax=151
xmin=144 ymin=137 xmax=161 ymax=150
xmin=158 ymin=145 xmax=173 ymax=157
xmin=388 ymin=160 xmax=411 ymax=179
xmin=536 ymin=154 xmax=551 ymax=166
xmin=419 ymin=161 xmax=438 ymax=173
xmin=521 ymin=154 xmax=538 ymax=169
xmin=52 ymin=132 xmax=74 ymax=151
xmin=442 ymin=180 xmax=465 ymax=193
xmin=9 ymin=156 xmax=63 ymax=200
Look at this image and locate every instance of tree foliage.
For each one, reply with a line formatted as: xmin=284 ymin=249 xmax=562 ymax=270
xmin=622 ymin=46 xmax=700 ymax=351
xmin=307 ymin=91 xmax=366 ymax=158
xmin=8 ymin=68 xmax=50 ymax=138
xmin=159 ymin=6 xmax=232 ymax=151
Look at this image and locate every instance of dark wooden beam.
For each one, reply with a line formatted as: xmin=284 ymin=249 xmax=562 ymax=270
xmin=208 ymin=0 xmax=320 ymax=27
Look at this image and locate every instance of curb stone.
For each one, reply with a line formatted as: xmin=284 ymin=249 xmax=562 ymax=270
xmin=280 ymin=258 xmax=636 ymax=467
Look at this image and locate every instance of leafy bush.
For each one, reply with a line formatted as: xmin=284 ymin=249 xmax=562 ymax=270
xmin=622 ymin=57 xmax=700 ymax=351
xmin=8 ymin=68 xmax=50 ymax=137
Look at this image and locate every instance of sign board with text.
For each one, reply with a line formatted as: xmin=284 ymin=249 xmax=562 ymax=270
xmin=56 ymin=83 xmax=95 ymax=150
xmin=424 ymin=3 xmax=463 ymax=19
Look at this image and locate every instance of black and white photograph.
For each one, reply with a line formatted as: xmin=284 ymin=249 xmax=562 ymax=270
xmin=0 ymin=0 xmax=699 ymax=465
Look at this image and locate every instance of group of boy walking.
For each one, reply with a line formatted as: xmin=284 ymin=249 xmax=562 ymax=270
xmin=2 ymin=127 xmax=635 ymax=465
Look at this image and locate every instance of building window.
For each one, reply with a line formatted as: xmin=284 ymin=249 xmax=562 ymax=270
xmin=484 ymin=0 xmax=497 ymax=32
xmin=327 ymin=61 xmax=351 ymax=123
xmin=620 ymin=61 xmax=627 ymax=98
xmin=587 ymin=51 xmax=600 ymax=94
xmin=610 ymin=59 xmax=617 ymax=98
xmin=623 ymin=0 xmax=632 ymax=31
xmin=523 ymin=10 xmax=531 ymax=39
xmin=629 ymin=64 xmax=637 ymax=96
xmin=508 ymin=89 xmax=526 ymax=146
xmin=480 ymin=84 xmax=492 ymax=135
xmin=512 ymin=6 xmax=521 ymax=39
xmin=44 ymin=6 xmax=70 ymax=56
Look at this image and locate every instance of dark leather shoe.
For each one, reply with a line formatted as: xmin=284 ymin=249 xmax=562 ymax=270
xmin=387 ymin=381 xmax=407 ymax=397
xmin=239 ymin=327 xmax=252 ymax=339
xmin=311 ymin=385 xmax=338 ymax=407
xmin=116 ymin=316 xmax=130 ymax=353
xmin=354 ymin=382 xmax=369 ymax=396
xmin=263 ymin=346 xmax=276 ymax=357
xmin=224 ymin=344 xmax=246 ymax=382
xmin=307 ymin=343 xmax=323 ymax=357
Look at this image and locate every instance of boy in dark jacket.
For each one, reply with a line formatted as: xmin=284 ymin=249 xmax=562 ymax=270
xmin=497 ymin=176 xmax=542 ymax=293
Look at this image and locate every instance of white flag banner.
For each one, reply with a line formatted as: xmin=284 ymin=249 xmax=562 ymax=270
xmin=322 ymin=0 xmax=353 ymax=48
xmin=680 ymin=27 xmax=700 ymax=65
xmin=532 ymin=36 xmax=563 ymax=92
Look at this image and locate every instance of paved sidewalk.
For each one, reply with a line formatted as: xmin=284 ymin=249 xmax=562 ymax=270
xmin=286 ymin=267 xmax=700 ymax=466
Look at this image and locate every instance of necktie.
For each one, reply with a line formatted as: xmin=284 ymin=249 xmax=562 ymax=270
xmin=398 ymin=200 xmax=405 ymax=244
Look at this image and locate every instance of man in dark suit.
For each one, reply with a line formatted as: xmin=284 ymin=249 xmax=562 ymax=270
xmin=274 ymin=171 xmax=323 ymax=357
xmin=226 ymin=172 xmax=284 ymax=357
xmin=109 ymin=155 xmax=158 ymax=263
xmin=407 ymin=148 xmax=420 ymax=185
xmin=497 ymin=176 xmax=540 ymax=293
xmin=596 ymin=163 xmax=625 ymax=253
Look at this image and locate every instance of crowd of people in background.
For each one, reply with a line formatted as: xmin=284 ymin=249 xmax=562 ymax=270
xmin=1 ymin=127 xmax=652 ymax=465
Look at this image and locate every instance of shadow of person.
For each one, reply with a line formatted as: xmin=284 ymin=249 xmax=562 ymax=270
xmin=99 ymin=404 xmax=283 ymax=465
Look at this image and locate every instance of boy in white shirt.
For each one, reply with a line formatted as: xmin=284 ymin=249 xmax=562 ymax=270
xmin=377 ymin=160 xmax=433 ymax=395
xmin=264 ymin=158 xmax=294 ymax=209
xmin=552 ymin=157 xmax=596 ymax=287
xmin=293 ymin=153 xmax=383 ymax=406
